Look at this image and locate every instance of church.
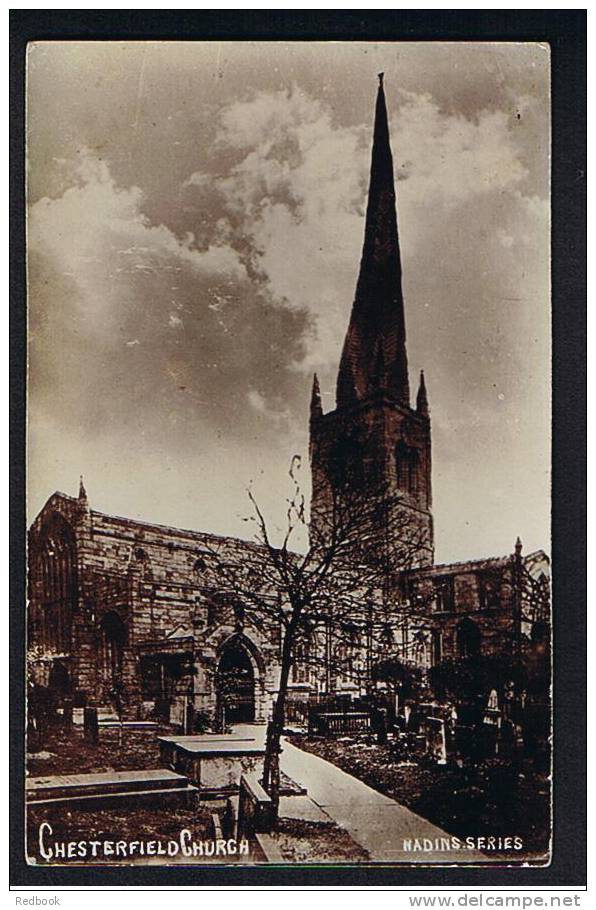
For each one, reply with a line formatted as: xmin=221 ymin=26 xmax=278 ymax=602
xmin=27 ymin=77 xmax=550 ymax=726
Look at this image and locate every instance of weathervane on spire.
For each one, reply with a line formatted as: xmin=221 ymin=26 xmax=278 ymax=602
xmin=378 ymin=72 xmax=384 ymax=87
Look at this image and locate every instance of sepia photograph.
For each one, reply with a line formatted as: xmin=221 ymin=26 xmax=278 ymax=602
xmin=23 ymin=39 xmax=553 ymax=869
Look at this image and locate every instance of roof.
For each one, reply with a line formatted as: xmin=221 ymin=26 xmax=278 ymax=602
xmin=32 ymin=489 xmax=268 ymax=556
xmin=409 ymin=549 xmax=549 ymax=578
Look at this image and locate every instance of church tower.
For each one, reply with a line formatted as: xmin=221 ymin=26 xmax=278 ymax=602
xmin=309 ymin=75 xmax=434 ymax=569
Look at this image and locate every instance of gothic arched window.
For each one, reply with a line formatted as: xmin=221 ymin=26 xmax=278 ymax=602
xmin=395 ymin=442 xmax=418 ymax=495
xmin=37 ymin=514 xmax=77 ymax=654
xmin=456 ymin=618 xmax=481 ymax=658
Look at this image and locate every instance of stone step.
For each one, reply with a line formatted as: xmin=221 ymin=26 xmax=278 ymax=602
xmin=27 ymin=784 xmax=199 ymax=812
xmin=26 ymin=769 xmax=190 ymax=802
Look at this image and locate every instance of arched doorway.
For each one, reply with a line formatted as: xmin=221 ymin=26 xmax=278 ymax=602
xmin=216 ymin=637 xmax=255 ymax=724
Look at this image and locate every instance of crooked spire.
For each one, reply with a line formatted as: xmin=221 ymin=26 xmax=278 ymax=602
xmin=336 ymin=74 xmax=410 ymax=409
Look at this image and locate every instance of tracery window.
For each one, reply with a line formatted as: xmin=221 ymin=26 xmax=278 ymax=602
xmin=395 ymin=442 xmax=419 ymax=495
xmin=478 ymin=572 xmax=501 ymax=610
xmin=36 ymin=514 xmax=77 ymax=653
xmin=433 ymin=576 xmax=455 ymax=613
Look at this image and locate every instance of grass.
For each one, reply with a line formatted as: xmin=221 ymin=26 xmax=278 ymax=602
xmin=27 ymin=725 xmax=167 ymax=777
xmin=289 ymin=733 xmax=551 ymax=858
xmin=273 ymin=818 xmax=369 ymax=864
xmin=27 ymin=805 xmax=218 ymax=865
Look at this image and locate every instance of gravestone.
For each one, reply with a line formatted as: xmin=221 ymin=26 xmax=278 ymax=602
xmin=478 ymin=722 xmax=499 ymax=759
xmin=373 ymin=707 xmax=388 ymax=745
xmin=169 ymin=697 xmax=185 ymax=728
xmin=62 ymin=697 xmax=73 ymax=733
xmin=83 ymin=707 xmax=99 ymax=745
xmin=425 ymin=716 xmax=447 ymax=764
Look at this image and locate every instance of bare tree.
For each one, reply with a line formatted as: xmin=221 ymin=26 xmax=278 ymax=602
xmin=204 ymin=456 xmax=434 ymax=816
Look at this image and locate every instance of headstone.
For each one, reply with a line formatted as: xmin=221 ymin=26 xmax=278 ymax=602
xmin=373 ymin=707 xmax=388 ymax=745
xmin=169 ymin=697 xmax=185 ymax=728
xmin=478 ymin=721 xmax=499 ymax=759
xmin=62 ymin=698 xmax=73 ymax=733
xmin=83 ymin=706 xmax=99 ymax=745
xmin=425 ymin=716 xmax=447 ymax=764
xmin=185 ymin=699 xmax=194 ymax=735
xmin=138 ymin=700 xmax=155 ymax=720
xmin=73 ymin=707 xmax=85 ymax=725
xmin=499 ymin=718 xmax=515 ymax=759
xmin=223 ymin=798 xmax=236 ymax=839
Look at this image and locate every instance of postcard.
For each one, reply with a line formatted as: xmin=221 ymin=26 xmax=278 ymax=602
xmin=25 ymin=39 xmax=553 ymax=869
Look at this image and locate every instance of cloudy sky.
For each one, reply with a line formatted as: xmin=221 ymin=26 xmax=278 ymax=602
xmin=26 ymin=41 xmax=550 ymax=563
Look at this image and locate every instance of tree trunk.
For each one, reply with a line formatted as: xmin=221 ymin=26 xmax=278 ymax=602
xmin=262 ymin=625 xmax=295 ymax=819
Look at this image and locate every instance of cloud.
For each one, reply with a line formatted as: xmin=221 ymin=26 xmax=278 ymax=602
xmin=27 ymin=60 xmax=549 ymax=562
xmin=183 ymin=86 xmax=545 ymax=399
xmin=28 ymin=148 xmax=310 ymax=444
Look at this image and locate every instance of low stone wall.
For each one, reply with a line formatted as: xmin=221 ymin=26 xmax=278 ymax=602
xmin=237 ymin=773 xmax=274 ymax=839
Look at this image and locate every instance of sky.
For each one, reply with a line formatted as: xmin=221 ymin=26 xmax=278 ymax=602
xmin=26 ymin=41 xmax=551 ymax=563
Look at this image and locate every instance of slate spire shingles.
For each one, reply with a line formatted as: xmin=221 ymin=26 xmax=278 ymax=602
xmin=336 ymin=74 xmax=410 ymax=409
xmin=310 ymin=373 xmax=323 ymax=420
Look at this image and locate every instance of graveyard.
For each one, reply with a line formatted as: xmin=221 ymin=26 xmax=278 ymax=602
xmin=288 ymin=732 xmax=550 ymax=858
xmin=25 ymin=681 xmax=551 ymax=865
xmin=25 ymin=713 xmax=371 ymax=865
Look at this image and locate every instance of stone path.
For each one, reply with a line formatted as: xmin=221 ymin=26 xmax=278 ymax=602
xmin=232 ymin=725 xmax=485 ymax=864
xmin=279 ymin=738 xmax=486 ymax=864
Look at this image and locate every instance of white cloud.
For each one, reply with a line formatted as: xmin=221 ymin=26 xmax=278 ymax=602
xmin=29 ymin=149 xmax=247 ymax=318
xmin=184 ymin=87 xmax=542 ymax=388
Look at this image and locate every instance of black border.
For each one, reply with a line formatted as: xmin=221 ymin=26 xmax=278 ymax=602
xmin=10 ymin=9 xmax=586 ymax=889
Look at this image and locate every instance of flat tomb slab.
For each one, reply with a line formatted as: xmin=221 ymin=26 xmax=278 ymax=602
xmin=158 ymin=734 xmax=255 ymax=744
xmin=162 ymin=746 xmax=265 ymax=796
xmin=26 ymin=769 xmax=189 ymax=801
xmin=28 ymin=785 xmax=198 ymax=812
xmin=159 ymin=735 xmax=267 ymax=795
xmin=98 ymin=720 xmax=159 ymax=729
xmin=173 ymin=741 xmax=265 ymax=756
